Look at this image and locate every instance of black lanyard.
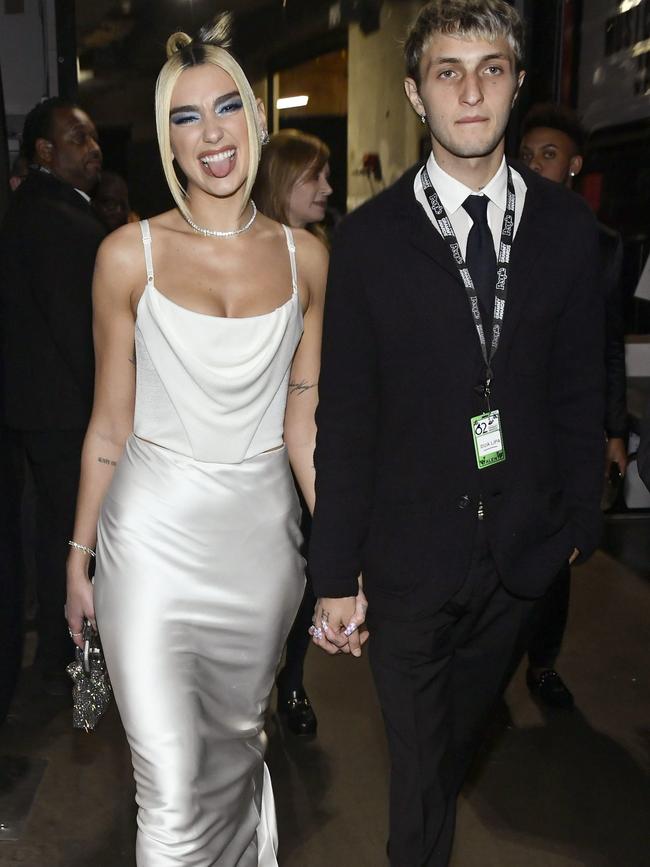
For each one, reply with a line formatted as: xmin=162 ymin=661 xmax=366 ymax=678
xmin=420 ymin=166 xmax=516 ymax=398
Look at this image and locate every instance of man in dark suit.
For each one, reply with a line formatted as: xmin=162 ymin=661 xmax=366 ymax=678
xmin=308 ymin=2 xmax=605 ymax=865
xmin=0 ymin=97 xmax=105 ymax=700
xmin=519 ymin=103 xmax=627 ymax=709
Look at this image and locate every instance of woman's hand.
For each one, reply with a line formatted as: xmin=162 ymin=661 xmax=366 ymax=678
xmin=65 ymin=555 xmax=96 ymax=650
xmin=310 ymin=578 xmax=369 ymax=657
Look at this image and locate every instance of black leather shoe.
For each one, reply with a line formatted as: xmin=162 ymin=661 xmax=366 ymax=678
xmin=526 ymin=668 xmax=574 ymax=709
xmin=277 ymin=687 xmax=318 ymax=736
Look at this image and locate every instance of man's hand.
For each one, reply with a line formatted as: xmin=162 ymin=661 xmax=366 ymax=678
xmin=310 ymin=584 xmax=369 ymax=657
xmin=605 ymin=437 xmax=628 ymax=477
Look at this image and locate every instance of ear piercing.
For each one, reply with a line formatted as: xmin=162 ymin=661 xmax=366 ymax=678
xmin=260 ymin=129 xmax=270 ymax=145
xmin=420 ymin=114 xmax=427 ymax=125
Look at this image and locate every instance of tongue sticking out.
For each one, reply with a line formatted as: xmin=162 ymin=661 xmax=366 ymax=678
xmin=204 ymin=153 xmax=235 ymax=179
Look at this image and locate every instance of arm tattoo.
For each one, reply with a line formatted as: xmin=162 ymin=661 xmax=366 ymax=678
xmin=289 ymin=380 xmax=317 ymax=396
xmin=98 ymin=456 xmax=117 ymax=467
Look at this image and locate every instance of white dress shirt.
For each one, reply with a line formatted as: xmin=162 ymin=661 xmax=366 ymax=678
xmin=413 ymin=152 xmax=527 ymax=258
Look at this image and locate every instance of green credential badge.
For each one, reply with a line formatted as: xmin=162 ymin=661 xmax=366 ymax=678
xmin=471 ymin=409 xmax=506 ymax=469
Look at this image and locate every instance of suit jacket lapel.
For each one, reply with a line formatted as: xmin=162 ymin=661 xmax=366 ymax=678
xmin=392 ymin=162 xmax=557 ymax=345
xmin=28 ymin=169 xmax=97 ymax=217
xmin=395 ymin=167 xmax=463 ymax=284
xmin=499 ymin=168 xmax=555 ymax=349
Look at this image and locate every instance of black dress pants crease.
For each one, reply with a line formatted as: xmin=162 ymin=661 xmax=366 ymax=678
xmin=527 ymin=562 xmax=571 ymax=670
xmin=279 ymin=497 xmax=314 ymax=691
xmin=281 ymin=574 xmax=316 ymax=689
xmin=7 ymin=429 xmax=85 ymax=673
xmin=368 ymin=522 xmax=535 ymax=867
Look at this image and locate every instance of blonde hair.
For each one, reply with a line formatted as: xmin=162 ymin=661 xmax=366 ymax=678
xmin=155 ymin=14 xmax=263 ymax=221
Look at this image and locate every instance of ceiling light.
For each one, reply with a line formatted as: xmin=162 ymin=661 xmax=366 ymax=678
xmin=276 ymin=95 xmax=309 ymax=110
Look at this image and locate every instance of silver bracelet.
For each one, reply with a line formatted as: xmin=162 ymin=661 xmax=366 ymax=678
xmin=68 ymin=540 xmax=96 ymax=558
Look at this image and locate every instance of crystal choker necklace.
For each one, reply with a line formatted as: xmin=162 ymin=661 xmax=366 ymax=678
xmin=185 ymin=200 xmax=257 ymax=238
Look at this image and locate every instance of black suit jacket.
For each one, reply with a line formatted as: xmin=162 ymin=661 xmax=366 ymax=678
xmin=309 ymin=162 xmax=605 ymax=618
xmin=0 ymin=169 xmax=106 ymax=431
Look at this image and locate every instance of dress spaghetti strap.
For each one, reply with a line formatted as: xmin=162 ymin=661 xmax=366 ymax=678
xmin=139 ymin=220 xmax=154 ymax=285
xmin=282 ymin=225 xmax=298 ymax=294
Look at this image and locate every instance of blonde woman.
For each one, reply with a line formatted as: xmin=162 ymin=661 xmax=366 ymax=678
xmin=65 ymin=16 xmax=326 ymax=866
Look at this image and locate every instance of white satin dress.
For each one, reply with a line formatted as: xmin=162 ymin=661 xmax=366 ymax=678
xmin=94 ymin=220 xmax=306 ymax=866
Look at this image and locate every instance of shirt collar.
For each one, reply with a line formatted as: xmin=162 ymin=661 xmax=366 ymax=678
xmin=424 ymin=151 xmax=508 ymax=215
xmin=35 ymin=165 xmax=91 ymax=203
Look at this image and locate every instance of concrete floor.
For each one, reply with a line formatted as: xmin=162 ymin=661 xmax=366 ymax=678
xmin=1 ymin=530 xmax=648 ymax=867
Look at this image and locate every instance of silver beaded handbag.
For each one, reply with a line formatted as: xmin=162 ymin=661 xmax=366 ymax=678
xmin=66 ymin=620 xmax=112 ymax=732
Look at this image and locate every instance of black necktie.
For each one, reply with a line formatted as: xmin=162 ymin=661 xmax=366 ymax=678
xmin=462 ymin=195 xmax=497 ymax=314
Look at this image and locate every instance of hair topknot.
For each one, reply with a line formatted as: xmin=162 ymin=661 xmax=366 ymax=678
xmin=197 ymin=11 xmax=233 ymax=49
xmin=165 ymin=31 xmax=192 ymax=59
xmin=165 ymin=12 xmax=232 ymax=59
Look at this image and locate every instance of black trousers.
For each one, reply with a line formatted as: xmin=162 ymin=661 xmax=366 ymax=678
xmin=527 ymin=562 xmax=571 ymax=670
xmin=278 ymin=503 xmax=315 ymax=692
xmin=7 ymin=429 xmax=85 ymax=673
xmin=0 ymin=427 xmax=25 ymax=723
xmin=368 ymin=523 xmax=535 ymax=867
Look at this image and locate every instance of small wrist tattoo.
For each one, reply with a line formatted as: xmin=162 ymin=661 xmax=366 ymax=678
xmin=98 ymin=456 xmax=117 ymax=467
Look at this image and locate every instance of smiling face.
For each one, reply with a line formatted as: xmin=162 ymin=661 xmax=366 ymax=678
xmin=405 ymin=33 xmax=524 ymax=166
xmin=37 ymin=106 xmax=102 ymax=192
xmin=287 ymin=161 xmax=332 ymax=228
xmin=519 ymin=126 xmax=583 ymax=186
xmin=169 ymin=63 xmax=259 ymax=200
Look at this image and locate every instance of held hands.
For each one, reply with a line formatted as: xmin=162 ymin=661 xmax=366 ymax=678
xmin=65 ymin=553 xmax=97 ymax=650
xmin=310 ymin=579 xmax=369 ymax=657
